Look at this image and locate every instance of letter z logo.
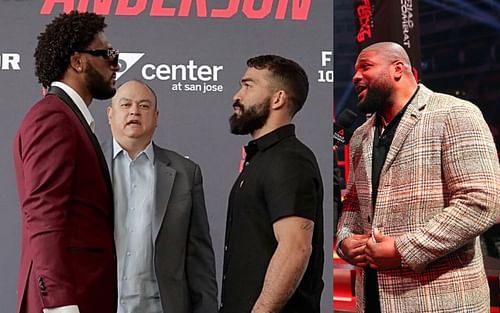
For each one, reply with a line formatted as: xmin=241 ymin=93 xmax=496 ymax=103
xmin=116 ymin=53 xmax=145 ymax=80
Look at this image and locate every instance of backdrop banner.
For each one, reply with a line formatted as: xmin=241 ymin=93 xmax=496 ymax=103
xmin=0 ymin=1 xmax=333 ymax=312
xmin=353 ymin=0 xmax=421 ymax=79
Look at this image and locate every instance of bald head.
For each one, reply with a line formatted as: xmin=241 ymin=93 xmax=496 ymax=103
xmin=113 ymin=79 xmax=158 ymax=109
xmin=353 ymin=42 xmax=418 ymax=118
xmin=107 ymin=79 xmax=159 ymax=158
xmin=361 ymin=42 xmax=412 ymax=72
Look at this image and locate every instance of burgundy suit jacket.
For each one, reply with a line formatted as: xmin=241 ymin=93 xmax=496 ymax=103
xmin=13 ymin=87 xmax=116 ymax=313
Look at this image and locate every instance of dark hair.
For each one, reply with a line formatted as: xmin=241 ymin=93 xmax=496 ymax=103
xmin=246 ymin=55 xmax=309 ymax=116
xmin=34 ymin=11 xmax=107 ymax=88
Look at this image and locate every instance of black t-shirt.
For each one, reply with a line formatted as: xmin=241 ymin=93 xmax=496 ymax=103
xmin=220 ymin=124 xmax=324 ymax=313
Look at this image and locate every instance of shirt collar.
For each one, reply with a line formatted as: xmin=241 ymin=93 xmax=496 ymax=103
xmin=375 ymin=85 xmax=419 ymax=130
xmin=112 ymin=138 xmax=155 ymax=162
xmin=51 ymin=81 xmax=95 ymax=132
xmin=245 ymin=124 xmax=295 ymax=159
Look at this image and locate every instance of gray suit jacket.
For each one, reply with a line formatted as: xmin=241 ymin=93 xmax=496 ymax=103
xmin=103 ymin=141 xmax=218 ymax=313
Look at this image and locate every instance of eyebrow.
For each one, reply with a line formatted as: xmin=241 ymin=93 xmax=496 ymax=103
xmin=355 ymin=58 xmax=375 ymax=67
xmin=117 ymin=97 xmax=153 ymax=104
xmin=356 ymin=57 xmax=372 ymax=63
xmin=241 ymin=78 xmax=255 ymax=84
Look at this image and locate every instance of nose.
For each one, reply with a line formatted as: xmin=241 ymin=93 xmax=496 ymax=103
xmin=110 ymin=60 xmax=120 ymax=72
xmin=352 ymin=70 xmax=362 ymax=85
xmin=129 ymin=104 xmax=140 ymax=115
xmin=233 ymin=89 xmax=242 ymax=103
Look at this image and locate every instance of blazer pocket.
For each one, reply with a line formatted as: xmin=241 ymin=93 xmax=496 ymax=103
xmin=66 ymin=246 xmax=104 ymax=254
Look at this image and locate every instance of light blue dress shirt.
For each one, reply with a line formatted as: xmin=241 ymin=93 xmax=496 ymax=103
xmin=112 ymin=139 xmax=163 ymax=313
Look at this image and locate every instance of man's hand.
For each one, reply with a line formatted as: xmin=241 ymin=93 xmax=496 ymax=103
xmin=365 ymin=228 xmax=402 ymax=270
xmin=340 ymin=234 xmax=370 ymax=267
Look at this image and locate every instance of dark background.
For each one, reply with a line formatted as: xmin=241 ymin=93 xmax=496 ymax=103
xmin=334 ymin=0 xmax=500 ymax=151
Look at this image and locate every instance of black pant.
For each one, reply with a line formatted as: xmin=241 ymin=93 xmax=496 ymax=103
xmin=365 ymin=268 xmax=381 ymax=313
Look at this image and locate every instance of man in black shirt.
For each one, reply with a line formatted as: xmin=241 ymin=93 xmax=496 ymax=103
xmin=220 ymin=55 xmax=324 ymax=313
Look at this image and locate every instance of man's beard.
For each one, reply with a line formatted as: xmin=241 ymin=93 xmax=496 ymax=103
xmin=229 ymin=97 xmax=271 ymax=135
xmin=85 ymin=63 xmax=116 ymax=100
xmin=357 ymin=79 xmax=392 ymax=114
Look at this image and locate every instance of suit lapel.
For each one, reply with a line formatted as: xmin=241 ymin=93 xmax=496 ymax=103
xmin=362 ymin=115 xmax=376 ymax=205
xmin=102 ymin=140 xmax=113 ymax=180
xmin=47 ymin=86 xmax=114 ymax=201
xmin=153 ymin=144 xmax=176 ymax=243
xmin=380 ymin=85 xmax=431 ymax=176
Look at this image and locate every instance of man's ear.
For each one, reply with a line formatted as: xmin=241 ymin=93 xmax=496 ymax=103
xmin=393 ymin=60 xmax=404 ymax=81
xmin=106 ymin=106 xmax=112 ymax=125
xmin=70 ymin=53 xmax=83 ymax=73
xmin=271 ymin=89 xmax=287 ymax=110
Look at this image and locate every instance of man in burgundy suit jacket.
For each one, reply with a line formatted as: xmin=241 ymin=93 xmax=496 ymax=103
xmin=13 ymin=12 xmax=119 ymax=313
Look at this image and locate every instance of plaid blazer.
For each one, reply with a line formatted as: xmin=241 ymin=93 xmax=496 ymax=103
xmin=337 ymin=85 xmax=500 ymax=313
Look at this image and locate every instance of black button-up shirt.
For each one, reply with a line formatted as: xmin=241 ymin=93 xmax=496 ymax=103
xmin=372 ymin=86 xmax=418 ymax=208
xmin=220 ymin=124 xmax=324 ymax=313
xmin=365 ymin=87 xmax=418 ymax=313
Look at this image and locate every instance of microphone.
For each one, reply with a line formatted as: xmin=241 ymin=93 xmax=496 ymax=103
xmin=334 ymin=109 xmax=357 ymax=147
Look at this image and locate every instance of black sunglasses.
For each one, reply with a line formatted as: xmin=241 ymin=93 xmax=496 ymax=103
xmin=78 ymin=48 xmax=119 ymax=67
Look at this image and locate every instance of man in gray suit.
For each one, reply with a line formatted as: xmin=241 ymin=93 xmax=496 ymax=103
xmin=103 ymin=79 xmax=218 ymax=313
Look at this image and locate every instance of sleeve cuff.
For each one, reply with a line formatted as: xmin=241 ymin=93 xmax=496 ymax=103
xmin=395 ymin=234 xmax=426 ymax=273
xmin=43 ymin=305 xmax=80 ymax=313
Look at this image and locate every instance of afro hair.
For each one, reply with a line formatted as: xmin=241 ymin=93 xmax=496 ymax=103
xmin=34 ymin=11 xmax=107 ymax=88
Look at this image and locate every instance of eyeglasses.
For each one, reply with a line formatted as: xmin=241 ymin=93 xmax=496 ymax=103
xmin=78 ymin=48 xmax=119 ymax=67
